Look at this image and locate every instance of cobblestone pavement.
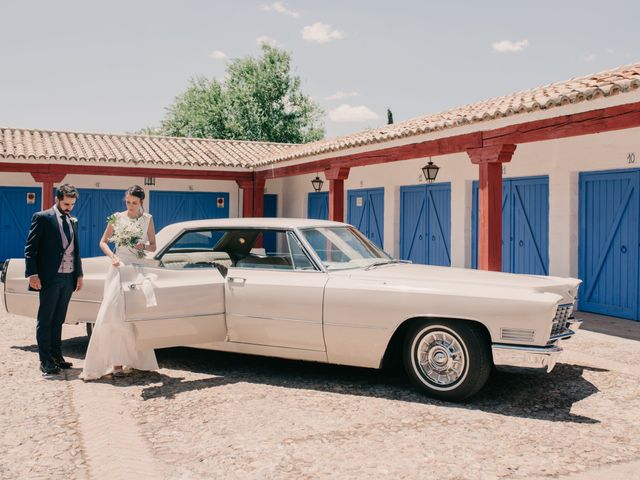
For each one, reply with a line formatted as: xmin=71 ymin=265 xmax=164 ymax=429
xmin=1 ymin=307 xmax=639 ymax=480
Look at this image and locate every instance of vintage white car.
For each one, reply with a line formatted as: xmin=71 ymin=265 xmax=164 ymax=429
xmin=1 ymin=218 xmax=582 ymax=401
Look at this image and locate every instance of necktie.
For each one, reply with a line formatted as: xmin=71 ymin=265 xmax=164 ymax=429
xmin=61 ymin=214 xmax=72 ymax=244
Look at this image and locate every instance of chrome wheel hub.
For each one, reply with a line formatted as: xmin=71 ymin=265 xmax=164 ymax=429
xmin=417 ymin=330 xmax=466 ymax=386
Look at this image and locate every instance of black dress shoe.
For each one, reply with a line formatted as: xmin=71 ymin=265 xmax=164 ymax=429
xmin=40 ymin=363 xmax=61 ymax=376
xmin=53 ymin=357 xmax=73 ymax=369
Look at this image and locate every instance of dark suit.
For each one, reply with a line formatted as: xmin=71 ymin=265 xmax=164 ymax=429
xmin=24 ymin=208 xmax=83 ymax=366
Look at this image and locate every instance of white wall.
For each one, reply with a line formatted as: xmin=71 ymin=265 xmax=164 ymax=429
xmin=278 ymin=126 xmax=640 ymax=279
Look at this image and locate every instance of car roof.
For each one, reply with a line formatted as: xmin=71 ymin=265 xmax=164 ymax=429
xmin=155 ymin=217 xmax=349 ymax=249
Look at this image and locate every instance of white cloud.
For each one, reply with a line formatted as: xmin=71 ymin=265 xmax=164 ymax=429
xmin=492 ymin=39 xmax=529 ymax=53
xmin=302 ymin=22 xmax=344 ymax=44
xmin=326 ymin=90 xmax=360 ymax=100
xmin=329 ymin=104 xmax=379 ymax=122
xmin=261 ymin=2 xmax=299 ymax=18
xmin=256 ymin=35 xmax=279 ymax=47
xmin=583 ymin=53 xmax=597 ymax=62
xmin=209 ymin=50 xmax=227 ymax=60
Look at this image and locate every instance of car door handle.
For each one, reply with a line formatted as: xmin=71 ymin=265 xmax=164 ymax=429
xmin=228 ymin=277 xmax=246 ymax=286
xmin=129 ymin=283 xmax=143 ymax=290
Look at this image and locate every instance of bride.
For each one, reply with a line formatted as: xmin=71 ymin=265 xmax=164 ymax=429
xmin=81 ymin=185 xmax=159 ymax=380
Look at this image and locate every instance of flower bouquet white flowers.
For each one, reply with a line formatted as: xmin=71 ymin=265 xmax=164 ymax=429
xmin=107 ymin=214 xmax=145 ymax=259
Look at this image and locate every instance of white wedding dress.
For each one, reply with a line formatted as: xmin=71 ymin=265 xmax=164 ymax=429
xmin=80 ymin=212 xmax=159 ymax=380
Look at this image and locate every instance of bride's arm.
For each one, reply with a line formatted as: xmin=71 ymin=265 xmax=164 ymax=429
xmin=145 ymin=217 xmax=157 ymax=252
xmin=99 ymin=224 xmax=119 ymax=265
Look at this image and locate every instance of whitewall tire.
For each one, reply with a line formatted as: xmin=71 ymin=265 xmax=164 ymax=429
xmin=403 ymin=320 xmax=491 ymax=401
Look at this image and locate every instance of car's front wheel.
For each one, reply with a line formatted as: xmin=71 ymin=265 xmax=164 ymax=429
xmin=403 ymin=320 xmax=491 ymax=402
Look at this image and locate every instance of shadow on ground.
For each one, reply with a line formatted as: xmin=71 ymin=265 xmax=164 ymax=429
xmin=578 ymin=311 xmax=640 ymax=341
xmin=14 ymin=334 xmax=602 ymax=424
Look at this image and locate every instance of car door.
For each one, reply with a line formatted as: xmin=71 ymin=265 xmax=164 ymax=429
xmin=119 ymin=264 xmax=227 ymax=350
xmin=225 ymin=229 xmax=328 ymax=351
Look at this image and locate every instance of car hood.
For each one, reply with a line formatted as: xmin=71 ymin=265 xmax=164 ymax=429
xmin=330 ymin=263 xmax=581 ymax=303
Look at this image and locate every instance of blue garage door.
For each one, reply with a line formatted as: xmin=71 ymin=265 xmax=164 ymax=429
xmin=307 ymin=192 xmax=329 ymax=220
xmin=263 ymin=194 xmax=278 ymax=252
xmin=264 ymin=194 xmax=278 ymax=218
xmin=400 ymin=183 xmax=451 ymax=266
xmin=150 ymin=191 xmax=230 ymax=231
xmin=472 ymin=176 xmax=549 ymax=275
xmin=579 ymin=169 xmax=639 ymax=320
xmin=347 ymin=187 xmax=384 ymax=249
xmin=72 ymin=188 xmax=125 ymax=258
xmin=0 ymin=186 xmax=42 ymax=262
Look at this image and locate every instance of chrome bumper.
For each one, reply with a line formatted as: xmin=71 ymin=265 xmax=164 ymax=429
xmin=492 ymin=318 xmax=582 ymax=373
xmin=492 ymin=344 xmax=562 ymax=373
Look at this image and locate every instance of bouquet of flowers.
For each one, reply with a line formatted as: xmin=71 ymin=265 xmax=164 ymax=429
xmin=107 ymin=214 xmax=145 ymax=259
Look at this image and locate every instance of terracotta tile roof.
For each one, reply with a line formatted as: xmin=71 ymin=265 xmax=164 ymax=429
xmin=254 ymin=62 xmax=640 ymax=166
xmin=0 ymin=128 xmax=299 ymax=169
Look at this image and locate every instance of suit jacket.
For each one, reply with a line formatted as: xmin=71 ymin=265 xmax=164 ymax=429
xmin=24 ymin=208 xmax=83 ymax=284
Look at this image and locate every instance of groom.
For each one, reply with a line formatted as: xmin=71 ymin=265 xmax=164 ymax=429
xmin=25 ymin=184 xmax=84 ymax=376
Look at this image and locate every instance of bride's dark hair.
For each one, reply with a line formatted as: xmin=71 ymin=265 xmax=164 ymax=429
xmin=127 ymin=185 xmax=145 ymax=201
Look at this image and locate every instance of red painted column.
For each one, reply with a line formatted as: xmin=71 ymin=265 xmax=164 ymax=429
xmin=325 ymin=167 xmax=350 ymax=222
xmin=31 ymin=173 xmax=66 ymax=210
xmin=236 ymin=176 xmax=266 ymax=217
xmin=467 ymin=145 xmax=516 ymax=271
xmin=252 ymin=176 xmax=266 ymax=217
xmin=236 ymin=179 xmax=254 ymax=217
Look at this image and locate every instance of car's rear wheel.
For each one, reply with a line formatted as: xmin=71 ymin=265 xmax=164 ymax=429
xmin=86 ymin=322 xmax=93 ymax=339
xmin=403 ymin=320 xmax=491 ymax=402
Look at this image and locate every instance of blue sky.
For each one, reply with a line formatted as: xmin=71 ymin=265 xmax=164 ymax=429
xmin=1 ymin=0 xmax=638 ymax=139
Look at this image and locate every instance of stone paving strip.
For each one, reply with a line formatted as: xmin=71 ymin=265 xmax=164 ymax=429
xmin=1 ymin=307 xmax=639 ymax=479
xmin=72 ymin=376 xmax=161 ymax=479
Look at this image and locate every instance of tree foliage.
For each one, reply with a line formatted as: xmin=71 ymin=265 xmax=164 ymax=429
xmin=158 ymin=44 xmax=324 ymax=143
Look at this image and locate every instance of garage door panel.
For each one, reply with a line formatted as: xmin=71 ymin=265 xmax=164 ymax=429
xmin=347 ymin=190 xmax=368 ymax=233
xmin=150 ymin=191 xmax=230 ymax=231
xmin=367 ymin=189 xmax=385 ymax=249
xmin=400 ymin=186 xmax=426 ymax=264
xmin=472 ymin=177 xmax=548 ymax=275
xmin=579 ymin=171 xmax=638 ymax=319
xmin=0 ymin=187 xmax=42 ymax=263
xmin=307 ymin=192 xmax=328 ymax=220
xmin=400 ymin=184 xmax=450 ymax=266
xmin=427 ymin=186 xmax=451 ymax=266
xmin=511 ymin=180 xmax=548 ymax=275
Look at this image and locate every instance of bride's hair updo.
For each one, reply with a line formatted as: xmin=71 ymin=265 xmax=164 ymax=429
xmin=127 ymin=185 xmax=145 ymax=201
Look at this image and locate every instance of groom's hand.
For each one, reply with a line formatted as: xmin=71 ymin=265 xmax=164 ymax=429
xmin=29 ymin=275 xmax=41 ymax=291
xmin=75 ymin=276 xmax=83 ymax=292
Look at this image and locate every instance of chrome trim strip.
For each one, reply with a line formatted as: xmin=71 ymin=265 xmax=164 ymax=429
xmin=231 ymin=314 xmax=320 ymax=325
xmin=323 ymin=322 xmax=387 ymax=330
xmin=126 ymin=312 xmax=225 ymax=322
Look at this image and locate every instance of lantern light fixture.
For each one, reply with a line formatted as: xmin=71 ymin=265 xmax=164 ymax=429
xmin=421 ymin=158 xmax=440 ymax=184
xmin=311 ymin=174 xmax=324 ymax=192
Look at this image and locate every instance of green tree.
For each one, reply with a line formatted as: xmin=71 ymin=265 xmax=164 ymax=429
xmin=159 ymin=44 xmax=324 ymax=143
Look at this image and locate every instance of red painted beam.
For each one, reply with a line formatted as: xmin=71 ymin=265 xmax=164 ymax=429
xmin=260 ymin=101 xmax=640 ymax=179
xmin=262 ymin=132 xmax=483 ymax=179
xmin=483 ymin=100 xmax=640 ymax=146
xmin=0 ymin=162 xmax=253 ymax=181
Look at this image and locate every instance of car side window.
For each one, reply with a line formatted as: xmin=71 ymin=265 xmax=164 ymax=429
xmin=235 ymin=230 xmax=303 ymax=271
xmin=159 ymin=229 xmax=232 ymax=272
xmin=287 ymin=232 xmax=316 ymax=270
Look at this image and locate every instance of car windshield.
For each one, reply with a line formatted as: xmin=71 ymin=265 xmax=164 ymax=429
xmin=300 ymin=226 xmax=394 ymax=271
